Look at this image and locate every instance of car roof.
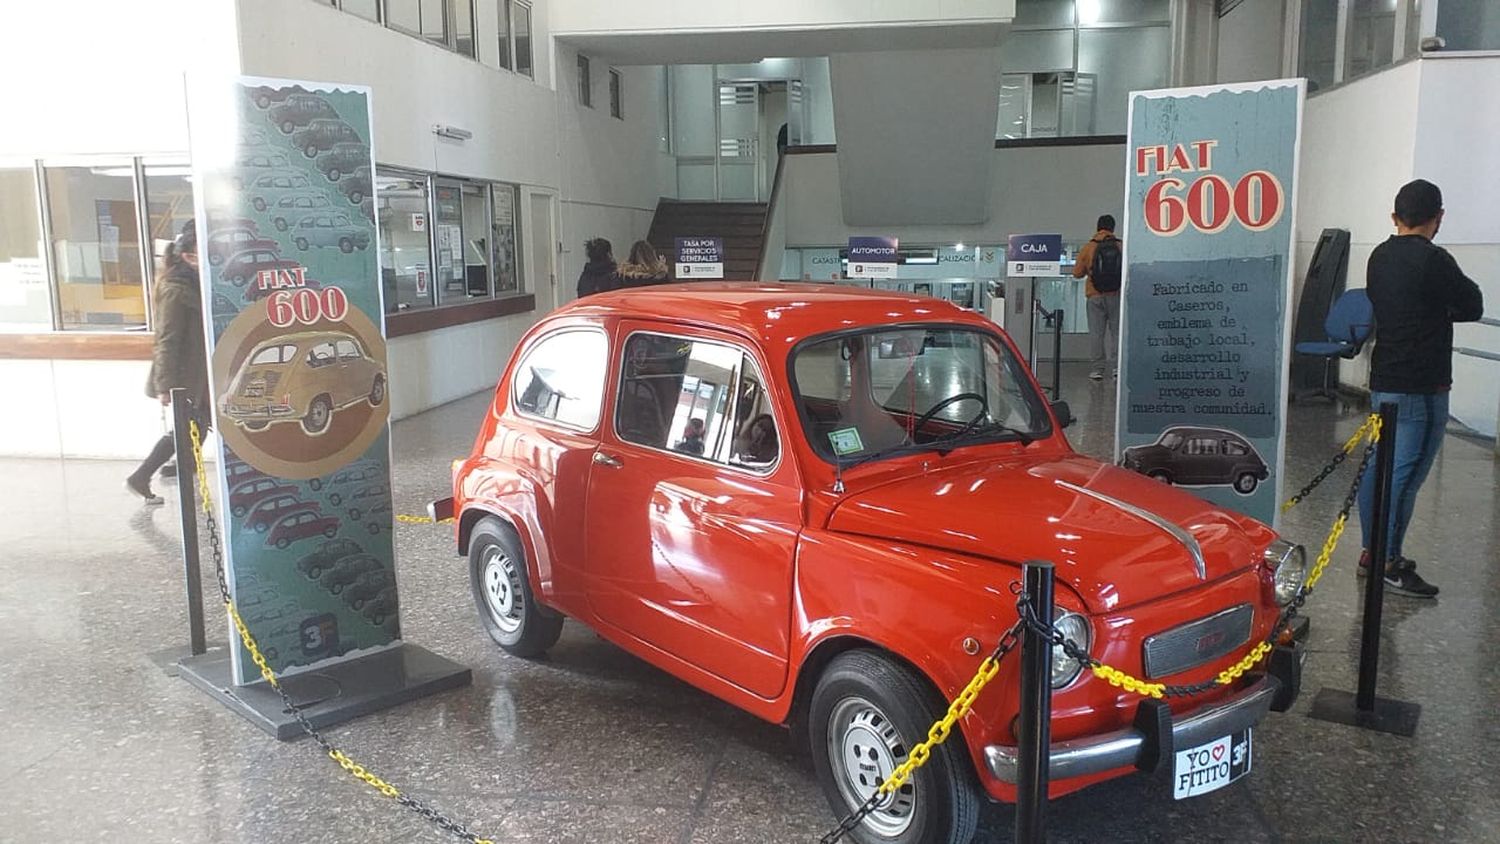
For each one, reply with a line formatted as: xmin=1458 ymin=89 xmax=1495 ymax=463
xmin=557 ymin=283 xmax=988 ymax=354
xmin=1163 ymin=425 xmax=1249 ymax=438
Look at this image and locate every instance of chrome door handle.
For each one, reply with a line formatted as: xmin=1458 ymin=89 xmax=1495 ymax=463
xmin=593 ymin=452 xmax=622 ymax=468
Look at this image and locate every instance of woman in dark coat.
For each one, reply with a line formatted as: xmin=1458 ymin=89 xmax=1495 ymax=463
xmin=615 ymin=240 xmax=670 ymax=287
xmin=575 ymin=238 xmax=617 ymax=298
xmin=126 ymin=225 xmax=210 ymax=504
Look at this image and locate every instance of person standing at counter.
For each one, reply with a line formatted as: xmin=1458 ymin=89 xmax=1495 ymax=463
xmin=1073 ymin=214 xmax=1123 ymax=381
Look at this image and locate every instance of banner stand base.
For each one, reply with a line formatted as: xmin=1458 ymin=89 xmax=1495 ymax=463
xmin=1307 ymin=687 xmax=1421 ymax=738
xmin=179 ymin=642 xmax=471 ymax=741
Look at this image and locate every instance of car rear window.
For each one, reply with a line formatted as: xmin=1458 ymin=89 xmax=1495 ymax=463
xmin=512 ymin=328 xmax=608 ymax=430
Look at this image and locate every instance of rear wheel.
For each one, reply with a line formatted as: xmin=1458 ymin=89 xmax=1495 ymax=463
xmin=1234 ymin=472 xmax=1259 ymax=494
xmin=368 ymin=374 xmax=386 ymax=406
xmin=302 ymin=395 xmax=332 ymax=435
xmin=467 ymin=517 xmax=562 ymax=658
xmin=339 ymin=237 xmax=354 ymax=253
xmin=809 ymin=650 xmax=981 ymax=844
xmin=295 ymin=237 xmax=310 ymax=251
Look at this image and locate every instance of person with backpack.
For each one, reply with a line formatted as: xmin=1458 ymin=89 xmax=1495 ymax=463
xmin=1072 ymin=214 xmax=1123 ymax=380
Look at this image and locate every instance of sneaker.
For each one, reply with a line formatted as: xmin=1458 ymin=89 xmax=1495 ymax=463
xmin=1088 ymin=370 xmax=1105 ymax=381
xmin=125 ymin=476 xmax=165 ymax=506
xmin=1356 ymin=549 xmax=1370 ymax=577
xmin=1383 ymin=563 xmax=1438 ymax=598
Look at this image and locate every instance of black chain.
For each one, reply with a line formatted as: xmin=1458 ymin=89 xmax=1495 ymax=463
xmin=197 ymin=455 xmax=495 ymax=844
xmin=819 ymin=624 xmax=1022 ymax=844
xmin=1283 ymin=445 xmax=1350 ymax=510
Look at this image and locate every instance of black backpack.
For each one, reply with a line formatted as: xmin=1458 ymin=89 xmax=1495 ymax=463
xmin=1091 ymin=235 xmax=1123 ymax=293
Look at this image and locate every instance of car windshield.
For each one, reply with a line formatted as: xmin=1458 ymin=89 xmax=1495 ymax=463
xmin=250 ymin=344 xmax=295 ymax=365
xmin=1160 ymin=431 xmax=1184 ymax=448
xmin=791 ymin=325 xmax=1051 ymax=464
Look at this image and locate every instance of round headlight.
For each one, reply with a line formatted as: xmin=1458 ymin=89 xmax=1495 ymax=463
xmin=1263 ymin=539 xmax=1306 ymax=605
xmin=1050 ymin=612 xmax=1091 ymax=689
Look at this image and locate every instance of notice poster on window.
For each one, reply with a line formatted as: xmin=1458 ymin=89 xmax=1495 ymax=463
xmin=1115 ymin=79 xmax=1303 ymax=525
xmin=189 ymin=75 xmax=397 ymax=685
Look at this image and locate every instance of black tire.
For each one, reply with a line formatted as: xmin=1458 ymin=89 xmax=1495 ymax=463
xmin=368 ymin=374 xmax=386 ymax=406
xmin=327 ymin=168 xmax=341 ymax=182
xmin=468 ymin=516 xmax=562 ymax=658
xmin=280 ymin=120 xmax=295 ymax=134
xmin=339 ymin=237 xmax=354 ymax=253
xmin=809 ymin=650 xmax=981 ymax=844
xmin=347 ymin=189 xmax=364 ymax=204
xmin=276 ymin=538 xmax=290 ymax=549
xmin=349 ymin=508 xmax=362 ymax=521
xmin=274 ymin=217 xmax=289 ymax=232
xmin=244 ymin=420 xmax=268 ymax=431
xmin=295 ymin=237 xmax=309 ymax=251
xmin=302 ymin=395 xmax=332 ymax=435
xmin=252 ymin=197 xmax=267 ymax=212
xmin=305 ymin=144 xmax=319 ymax=159
xmin=310 ymin=478 xmax=323 ymax=491
xmin=256 ymin=94 xmax=271 ymax=109
xmin=367 ymin=522 xmax=380 ymax=535
xmin=1234 ymin=472 xmax=1259 ymax=495
xmin=232 ymin=504 xmax=247 ymax=518
xmin=1147 ymin=469 xmax=1172 ymax=484
xmin=255 ymin=521 xmax=268 ymax=533
xmin=329 ymin=492 xmax=343 ymax=506
xmin=322 ymin=526 xmax=337 ymax=538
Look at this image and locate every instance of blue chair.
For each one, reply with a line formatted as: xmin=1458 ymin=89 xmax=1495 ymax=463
xmin=1293 ymin=289 xmax=1374 ymax=402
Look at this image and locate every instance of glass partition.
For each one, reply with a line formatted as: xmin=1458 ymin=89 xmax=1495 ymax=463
xmin=46 ymin=165 xmax=146 ymax=331
xmin=490 ymin=184 xmax=520 ymax=294
xmin=375 ymin=169 xmax=433 ymax=313
xmin=0 ymin=168 xmax=49 ymax=330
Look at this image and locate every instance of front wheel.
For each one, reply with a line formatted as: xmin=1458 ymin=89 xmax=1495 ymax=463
xmin=368 ymin=374 xmax=386 ymax=406
xmin=1234 ymin=472 xmax=1259 ymax=495
xmin=468 ymin=517 xmax=563 ymax=658
xmin=809 ymin=650 xmax=981 ymax=844
xmin=1146 ymin=469 xmax=1172 ymax=484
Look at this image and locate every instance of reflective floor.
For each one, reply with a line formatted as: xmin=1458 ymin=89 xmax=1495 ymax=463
xmin=3 ymin=362 xmax=1498 ymax=843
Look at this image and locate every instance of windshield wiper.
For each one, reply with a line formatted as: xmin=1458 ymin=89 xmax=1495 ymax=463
xmin=932 ymin=420 xmax=1035 ymax=454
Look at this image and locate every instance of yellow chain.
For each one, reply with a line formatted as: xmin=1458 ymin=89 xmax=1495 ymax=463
xmin=396 ymin=513 xmax=455 ymax=525
xmin=186 ymin=421 xmax=495 ymax=844
xmin=1303 ymin=513 xmax=1347 ymax=592
xmin=1090 ymin=665 xmax=1166 ymax=698
xmin=878 ymin=653 xmax=1003 ymax=795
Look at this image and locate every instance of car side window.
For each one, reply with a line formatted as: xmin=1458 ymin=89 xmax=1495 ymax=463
xmin=1186 ymin=437 xmax=1220 ymax=456
xmin=1224 ymin=439 xmax=1248 ymax=456
xmin=336 ymin=340 xmax=361 ymax=360
xmin=512 ymin=328 xmax=608 ymax=430
xmin=307 ymin=342 xmax=337 ymax=368
xmin=617 ymin=333 xmax=770 ymax=470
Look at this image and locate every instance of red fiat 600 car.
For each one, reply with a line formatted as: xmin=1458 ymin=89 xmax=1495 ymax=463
xmin=432 ymin=284 xmax=1303 ymax=844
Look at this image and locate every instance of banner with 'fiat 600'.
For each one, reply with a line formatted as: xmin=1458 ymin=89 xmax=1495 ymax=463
xmin=190 ymin=76 xmax=397 ymax=685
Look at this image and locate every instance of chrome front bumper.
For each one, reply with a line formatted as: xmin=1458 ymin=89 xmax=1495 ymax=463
xmin=985 ymin=675 xmax=1280 ymax=783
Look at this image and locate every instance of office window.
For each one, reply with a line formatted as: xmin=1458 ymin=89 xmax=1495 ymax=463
xmin=375 ymin=170 xmax=434 ymax=314
xmin=45 ymin=165 xmax=146 ymax=331
xmin=490 ymin=183 xmax=521 ymax=294
xmin=1436 ymin=0 xmax=1500 ymax=51
xmin=514 ymin=2 xmax=533 ymax=78
xmin=142 ymin=165 xmax=195 ymax=283
xmin=609 ymin=69 xmax=624 ymax=119
xmin=578 ymin=55 xmax=593 ymax=107
xmin=437 ymin=181 xmax=491 ymax=302
xmin=453 ymin=0 xmax=475 ymax=57
xmin=387 ymin=0 xmax=447 ymax=48
xmin=1345 ymin=0 xmax=1396 ymax=81
xmin=1299 ymin=0 xmax=1340 ymax=92
xmin=341 ymin=0 xmax=381 ymax=22
xmin=0 ymin=168 xmax=49 ymax=330
xmin=496 ymin=0 xmax=512 ymax=69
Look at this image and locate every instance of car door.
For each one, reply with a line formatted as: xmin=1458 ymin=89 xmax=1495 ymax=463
xmin=583 ymin=322 xmax=802 ymax=699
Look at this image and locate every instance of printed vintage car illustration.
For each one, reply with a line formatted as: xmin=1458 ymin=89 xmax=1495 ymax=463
xmin=206 ymin=227 xmax=278 ymax=266
xmin=220 ymin=331 xmax=387 ymax=436
xmin=293 ymin=213 xmax=370 ymax=253
xmin=432 ymin=284 xmax=1305 ymax=844
xmin=1121 ymin=425 xmax=1271 ymax=495
xmin=229 ymin=476 xmax=296 ymax=518
xmin=319 ymin=553 xmax=383 ymax=593
xmin=272 ymin=193 xmax=336 ymax=231
xmin=247 ymin=173 xmax=316 ymax=212
xmin=297 ymin=538 xmax=364 ymax=579
xmin=314 ymin=142 xmax=369 ymax=182
xmin=291 ymin=118 xmax=362 ymax=158
xmin=244 ymin=493 xmax=321 ymax=533
xmin=268 ymin=93 xmax=338 ymax=134
xmin=266 ymin=510 xmax=340 ymax=549
xmin=219 ymin=247 xmax=300 ymax=289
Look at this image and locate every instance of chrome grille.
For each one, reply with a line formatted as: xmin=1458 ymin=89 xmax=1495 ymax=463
xmin=1142 ymin=604 xmax=1253 ymax=679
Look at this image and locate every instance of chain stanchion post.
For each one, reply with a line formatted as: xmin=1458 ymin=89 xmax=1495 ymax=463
xmin=1051 ymin=309 xmax=1063 ymax=400
xmin=1309 ymin=402 xmax=1421 ymax=736
xmin=1355 ymin=401 xmax=1398 ymax=710
xmin=1016 ymin=560 xmax=1055 ymax=844
xmin=171 ymin=387 xmax=207 ymax=657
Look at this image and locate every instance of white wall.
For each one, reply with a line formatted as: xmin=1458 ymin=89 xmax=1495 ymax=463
xmin=0 ymin=1 xmax=239 ymax=158
xmin=1411 ymin=55 xmax=1500 ymax=437
xmin=782 ymin=143 xmax=1124 ymax=247
xmin=1215 ymin=0 xmax=1286 ymax=84
xmin=550 ymin=0 xmax=1015 ymax=35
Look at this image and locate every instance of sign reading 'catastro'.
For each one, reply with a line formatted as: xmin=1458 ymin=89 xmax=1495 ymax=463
xmin=1115 ymin=79 xmax=1304 ymax=526
xmin=191 ymin=76 xmax=399 ymax=685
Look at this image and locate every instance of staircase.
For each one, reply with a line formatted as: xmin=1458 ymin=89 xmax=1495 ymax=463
xmin=646 ymin=200 xmax=769 ymax=281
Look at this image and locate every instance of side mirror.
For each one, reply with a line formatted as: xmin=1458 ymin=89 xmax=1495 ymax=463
xmin=1051 ymin=399 xmax=1074 ymax=429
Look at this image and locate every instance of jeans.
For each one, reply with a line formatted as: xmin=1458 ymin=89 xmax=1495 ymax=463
xmin=1357 ymin=391 xmax=1448 ymax=561
xmin=1087 ymin=292 xmax=1120 ymax=373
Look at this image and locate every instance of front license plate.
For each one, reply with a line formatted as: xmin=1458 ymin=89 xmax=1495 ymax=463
xmin=1172 ymin=728 xmax=1251 ymax=800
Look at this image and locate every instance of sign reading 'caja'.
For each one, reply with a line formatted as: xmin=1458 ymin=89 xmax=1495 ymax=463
xmin=1115 ymin=79 xmax=1304 ymax=526
xmin=191 ymin=75 xmax=399 ymax=685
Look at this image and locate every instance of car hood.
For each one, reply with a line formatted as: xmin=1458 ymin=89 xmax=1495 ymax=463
xmin=826 ymin=453 xmax=1270 ymax=614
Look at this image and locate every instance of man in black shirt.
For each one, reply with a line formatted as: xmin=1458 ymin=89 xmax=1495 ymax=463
xmin=1358 ymin=180 xmax=1485 ymax=597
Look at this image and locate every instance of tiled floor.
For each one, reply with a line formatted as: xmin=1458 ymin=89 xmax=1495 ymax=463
xmin=3 ymin=363 xmax=1497 ymax=843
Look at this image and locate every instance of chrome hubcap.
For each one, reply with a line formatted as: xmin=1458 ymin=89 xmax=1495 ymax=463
xmin=482 ymin=546 xmax=523 ymax=634
xmin=827 ymin=697 xmax=916 ymax=837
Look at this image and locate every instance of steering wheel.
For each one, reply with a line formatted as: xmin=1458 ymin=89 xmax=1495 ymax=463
xmin=913 ymin=392 xmax=988 ymax=437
